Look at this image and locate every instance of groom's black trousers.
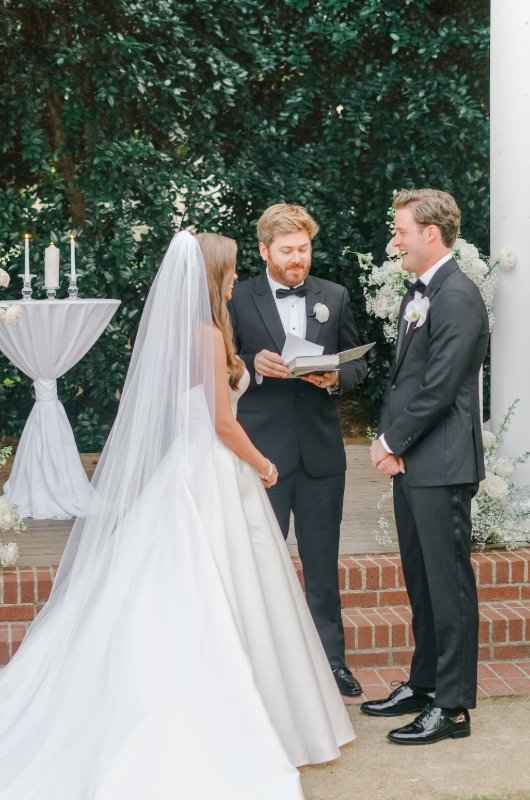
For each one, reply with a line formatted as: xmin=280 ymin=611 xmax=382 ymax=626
xmin=393 ymin=475 xmax=480 ymax=710
xmin=267 ymin=462 xmax=345 ymax=667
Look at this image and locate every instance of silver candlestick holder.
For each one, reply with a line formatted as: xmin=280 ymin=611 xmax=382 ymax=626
xmin=44 ymin=286 xmax=58 ymax=299
xmin=68 ymin=274 xmax=79 ymax=300
xmin=18 ymin=274 xmax=37 ymax=301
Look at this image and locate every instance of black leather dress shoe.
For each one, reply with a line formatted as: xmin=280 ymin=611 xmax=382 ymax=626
xmin=387 ymin=705 xmax=471 ymax=745
xmin=332 ymin=664 xmax=362 ymax=696
xmin=360 ymin=681 xmax=434 ymax=717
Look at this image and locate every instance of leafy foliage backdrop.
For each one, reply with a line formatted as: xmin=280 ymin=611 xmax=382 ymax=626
xmin=0 ymin=0 xmax=489 ymax=450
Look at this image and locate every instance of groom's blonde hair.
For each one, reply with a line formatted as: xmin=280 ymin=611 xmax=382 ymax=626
xmin=393 ymin=189 xmax=461 ymax=248
xmin=257 ymin=204 xmax=320 ymax=248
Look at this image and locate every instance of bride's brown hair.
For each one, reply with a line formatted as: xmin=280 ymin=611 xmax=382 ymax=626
xmin=196 ymin=232 xmax=245 ymax=390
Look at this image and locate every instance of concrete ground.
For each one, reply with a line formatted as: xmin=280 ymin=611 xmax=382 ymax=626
xmin=299 ymin=696 xmax=530 ymax=800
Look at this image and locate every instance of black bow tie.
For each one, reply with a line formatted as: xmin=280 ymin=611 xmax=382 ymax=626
xmin=275 ymin=285 xmax=307 ymax=299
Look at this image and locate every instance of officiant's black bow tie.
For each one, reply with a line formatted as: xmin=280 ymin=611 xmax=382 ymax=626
xmin=275 ymin=285 xmax=307 ymax=299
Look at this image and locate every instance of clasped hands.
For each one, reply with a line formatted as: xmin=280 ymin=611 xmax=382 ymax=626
xmin=254 ymin=349 xmax=339 ymax=389
xmin=370 ymin=438 xmax=406 ymax=476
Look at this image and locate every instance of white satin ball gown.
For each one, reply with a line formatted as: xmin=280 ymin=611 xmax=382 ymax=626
xmin=0 ymin=369 xmax=353 ymax=800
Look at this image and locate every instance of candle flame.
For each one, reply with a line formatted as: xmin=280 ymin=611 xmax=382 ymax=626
xmin=71 ymin=235 xmax=74 ymax=239
xmin=25 ymin=234 xmax=29 ymax=239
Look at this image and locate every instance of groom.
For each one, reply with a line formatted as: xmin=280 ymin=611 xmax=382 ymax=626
xmin=228 ymin=203 xmax=367 ymax=696
xmin=364 ymin=189 xmax=489 ymax=744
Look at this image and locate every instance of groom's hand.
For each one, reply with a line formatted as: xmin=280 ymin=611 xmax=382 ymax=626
xmin=370 ymin=440 xmax=406 ymax=475
xmin=255 ymin=350 xmax=289 ymax=378
xmin=376 ymin=455 xmax=406 ymax=476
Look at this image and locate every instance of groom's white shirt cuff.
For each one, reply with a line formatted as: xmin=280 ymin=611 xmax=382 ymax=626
xmin=379 ymin=434 xmax=393 ymax=454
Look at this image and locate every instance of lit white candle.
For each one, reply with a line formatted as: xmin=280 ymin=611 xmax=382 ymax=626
xmin=45 ymin=243 xmax=60 ymax=288
xmin=24 ymin=234 xmax=29 ymax=278
xmin=70 ymin=236 xmax=76 ymax=278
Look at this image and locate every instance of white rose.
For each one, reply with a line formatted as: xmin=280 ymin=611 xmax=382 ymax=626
xmin=494 ymin=456 xmax=514 ymax=479
xmin=4 ymin=305 xmax=23 ymax=326
xmin=0 ymin=542 xmax=19 ymax=568
xmin=471 ymin=498 xmax=479 ymax=517
xmin=0 ymin=268 xmax=9 ymax=288
xmin=459 ymin=242 xmax=480 ymax=263
xmin=498 ymin=248 xmax=516 ymax=271
xmin=386 ymin=241 xmax=401 ymax=258
xmin=483 ymin=472 xmax=509 ymax=501
xmin=313 ymin=303 xmax=330 ymax=323
xmin=0 ymin=497 xmax=13 ymax=532
xmin=453 ymin=237 xmax=467 ymax=252
xmin=481 ymin=430 xmax=496 ymax=449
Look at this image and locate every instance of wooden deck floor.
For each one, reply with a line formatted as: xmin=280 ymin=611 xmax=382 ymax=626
xmin=2 ymin=445 xmax=396 ymax=567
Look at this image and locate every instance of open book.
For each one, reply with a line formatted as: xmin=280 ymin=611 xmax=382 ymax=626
xmin=285 ymin=342 xmax=375 ymax=378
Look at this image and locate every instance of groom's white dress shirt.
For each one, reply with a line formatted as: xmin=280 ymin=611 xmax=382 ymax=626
xmin=380 ymin=252 xmax=453 ymax=454
xmin=255 ymin=271 xmax=307 ymax=385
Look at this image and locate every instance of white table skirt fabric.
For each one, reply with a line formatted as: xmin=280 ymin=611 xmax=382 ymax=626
xmin=0 ymin=299 xmax=120 ymax=519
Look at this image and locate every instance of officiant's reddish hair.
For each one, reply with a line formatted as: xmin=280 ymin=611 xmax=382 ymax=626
xmin=196 ymin=233 xmax=245 ymax=391
xmin=257 ymin=204 xmax=319 ymax=248
xmin=392 ymin=189 xmax=461 ymax=248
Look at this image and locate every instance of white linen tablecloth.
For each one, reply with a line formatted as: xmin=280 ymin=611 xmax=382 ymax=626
xmin=0 ymin=299 xmax=120 ymax=519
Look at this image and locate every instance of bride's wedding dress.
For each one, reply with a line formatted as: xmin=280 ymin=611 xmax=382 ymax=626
xmin=0 ymin=233 xmax=353 ymax=799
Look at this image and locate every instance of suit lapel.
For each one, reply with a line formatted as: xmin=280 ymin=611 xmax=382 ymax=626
xmin=392 ymin=259 xmax=460 ymax=380
xmin=251 ymin=270 xmax=286 ymax=353
xmin=304 ymin=275 xmax=323 ymax=344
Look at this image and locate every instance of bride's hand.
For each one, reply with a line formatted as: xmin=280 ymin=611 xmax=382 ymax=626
xmin=259 ymin=458 xmax=278 ymax=488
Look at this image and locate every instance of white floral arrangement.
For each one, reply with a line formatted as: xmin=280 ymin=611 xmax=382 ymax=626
xmin=372 ymin=403 xmax=530 ymax=551
xmin=0 ymin=245 xmax=23 ymax=326
xmin=0 ymin=446 xmax=26 ymax=569
xmin=351 ymin=207 xmax=513 ymax=343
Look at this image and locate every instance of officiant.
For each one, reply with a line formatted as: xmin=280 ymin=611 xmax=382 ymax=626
xmin=228 ymin=203 xmax=367 ymax=697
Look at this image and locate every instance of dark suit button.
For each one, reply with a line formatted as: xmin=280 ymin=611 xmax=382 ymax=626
xmin=407 ymin=436 xmax=412 ymax=442
xmin=391 ymin=384 xmax=397 ymax=390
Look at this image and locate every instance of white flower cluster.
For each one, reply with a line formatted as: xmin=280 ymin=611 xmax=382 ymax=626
xmin=357 ymin=245 xmax=408 ymax=343
xmin=470 ymin=401 xmax=530 ymax=550
xmin=0 ymin=542 xmax=19 ymax=569
xmin=372 ymin=402 xmax=530 ymax=552
xmin=0 ymin=486 xmax=26 ymax=569
xmin=0 ymin=304 xmax=23 ymax=326
xmin=452 ymin=238 xmax=497 ymax=332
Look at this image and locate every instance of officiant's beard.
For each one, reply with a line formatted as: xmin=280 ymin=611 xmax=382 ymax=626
xmin=266 ymin=257 xmax=311 ymax=288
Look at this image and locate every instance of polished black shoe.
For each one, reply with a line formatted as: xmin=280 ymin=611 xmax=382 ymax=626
xmin=332 ymin=664 xmax=362 ymax=697
xmin=387 ymin=705 xmax=471 ymax=745
xmin=360 ymin=681 xmax=434 ymax=717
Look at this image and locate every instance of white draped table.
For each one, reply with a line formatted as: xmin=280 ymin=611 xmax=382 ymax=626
xmin=0 ymin=298 xmax=120 ymax=519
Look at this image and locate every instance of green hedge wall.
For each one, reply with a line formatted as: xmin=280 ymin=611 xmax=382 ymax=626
xmin=0 ymin=0 xmax=489 ymax=450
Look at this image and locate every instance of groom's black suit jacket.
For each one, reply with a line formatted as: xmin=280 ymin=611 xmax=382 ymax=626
xmin=228 ymin=271 xmax=367 ymax=478
xmin=378 ymin=258 xmax=489 ymax=486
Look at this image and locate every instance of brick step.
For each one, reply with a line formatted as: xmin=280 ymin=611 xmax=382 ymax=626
xmin=343 ymin=600 xmax=530 ymax=669
xmin=294 ymin=548 xmax=530 ymax=609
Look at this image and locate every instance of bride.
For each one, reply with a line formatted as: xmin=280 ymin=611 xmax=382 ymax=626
xmin=0 ymin=231 xmax=353 ymax=799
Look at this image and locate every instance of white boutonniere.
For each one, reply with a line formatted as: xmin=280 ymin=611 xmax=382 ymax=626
xmin=404 ymin=291 xmax=430 ymax=328
xmin=313 ymin=303 xmax=330 ymax=323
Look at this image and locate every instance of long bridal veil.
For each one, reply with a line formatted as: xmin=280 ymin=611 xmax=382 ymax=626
xmin=0 ymin=232 xmax=303 ymax=799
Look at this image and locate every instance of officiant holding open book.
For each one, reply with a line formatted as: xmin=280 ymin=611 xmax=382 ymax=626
xmin=228 ymin=204 xmax=368 ymax=696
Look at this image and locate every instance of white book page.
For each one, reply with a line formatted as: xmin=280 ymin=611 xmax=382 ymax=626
xmin=281 ymin=332 xmax=324 ymax=364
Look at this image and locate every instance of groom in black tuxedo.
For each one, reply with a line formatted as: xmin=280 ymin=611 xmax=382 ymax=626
xmin=362 ymin=189 xmax=489 ymax=744
xmin=228 ymin=204 xmax=367 ymax=696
